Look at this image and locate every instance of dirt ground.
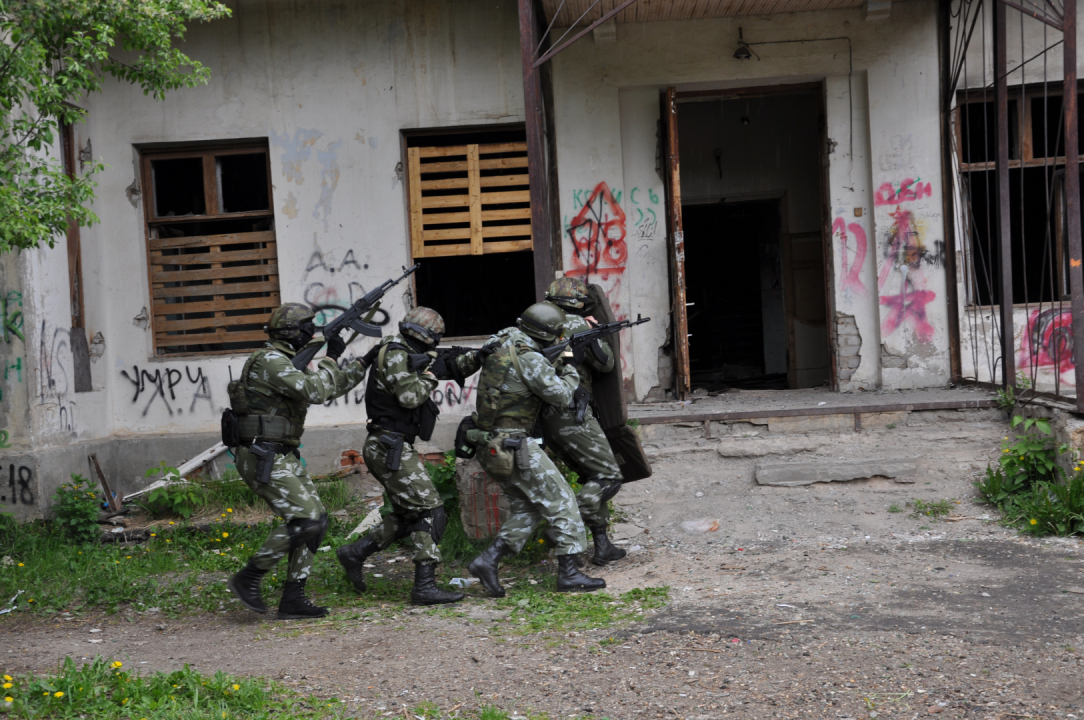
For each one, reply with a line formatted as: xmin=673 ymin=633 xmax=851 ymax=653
xmin=4 ymin=413 xmax=1084 ymax=719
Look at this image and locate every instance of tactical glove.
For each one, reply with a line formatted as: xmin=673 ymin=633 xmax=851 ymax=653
xmin=325 ymin=333 xmax=347 ymax=360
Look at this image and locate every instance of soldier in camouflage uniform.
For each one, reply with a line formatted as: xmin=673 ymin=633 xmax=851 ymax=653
xmin=226 ymin=303 xmax=367 ymax=619
xmin=336 ymin=307 xmax=487 ymax=605
xmin=542 ymin=277 xmax=626 ymax=566
xmin=466 ymin=303 xmax=606 ymax=596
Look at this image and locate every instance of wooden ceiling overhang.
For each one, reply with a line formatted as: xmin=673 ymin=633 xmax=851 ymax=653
xmin=540 ymin=0 xmax=869 ymax=26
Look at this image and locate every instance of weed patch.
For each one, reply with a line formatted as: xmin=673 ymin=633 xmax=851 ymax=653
xmin=978 ymin=414 xmax=1084 ymax=536
xmin=908 ymin=498 xmax=956 ymax=519
xmin=0 ymin=656 xmax=340 ymax=719
xmin=494 ymin=585 xmax=669 ymax=635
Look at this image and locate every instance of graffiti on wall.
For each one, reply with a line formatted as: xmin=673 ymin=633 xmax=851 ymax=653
xmin=1018 ymin=307 xmax=1074 ymax=375
xmin=0 ymin=283 xmax=25 ymax=447
xmin=833 ymin=216 xmax=868 ymax=296
xmin=874 ymin=178 xmax=933 ymax=206
xmin=876 ymin=182 xmax=943 ymax=343
xmin=119 ymin=365 xmax=215 ymax=418
xmin=2 ymin=464 xmax=34 ymax=506
xmin=567 ymin=182 xmax=629 ymax=283
xmin=37 ymin=321 xmax=79 ymax=434
xmin=302 ymin=245 xmax=390 ymax=329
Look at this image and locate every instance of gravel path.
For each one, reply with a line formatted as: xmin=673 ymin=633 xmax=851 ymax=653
xmin=4 ymin=416 xmax=1084 ymax=719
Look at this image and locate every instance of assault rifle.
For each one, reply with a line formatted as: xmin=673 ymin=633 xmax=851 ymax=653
xmin=541 ymin=314 xmax=651 ymax=364
xmin=291 ymin=264 xmax=420 ymax=370
xmin=542 ymin=314 xmax=651 ymax=423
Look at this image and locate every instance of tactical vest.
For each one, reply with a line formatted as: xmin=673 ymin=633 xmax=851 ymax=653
xmin=363 ymin=338 xmax=439 ymax=443
xmin=475 ymin=340 xmax=544 ymax=433
xmin=227 ymin=347 xmax=308 ymax=445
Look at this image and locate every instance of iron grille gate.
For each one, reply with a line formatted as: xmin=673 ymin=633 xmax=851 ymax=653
xmin=950 ymin=0 xmax=1084 ymax=409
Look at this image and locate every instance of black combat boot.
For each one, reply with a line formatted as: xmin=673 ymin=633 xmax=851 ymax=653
xmin=227 ymin=560 xmax=269 ymax=614
xmin=277 ymin=579 xmax=329 ymax=620
xmin=556 ymin=554 xmax=606 ymax=592
xmin=336 ymin=535 xmax=380 ymax=593
xmin=543 ymin=526 xmax=584 ymax=567
xmin=588 ymin=523 xmax=627 ymax=566
xmin=410 ymin=563 xmax=465 ymax=605
xmin=468 ymin=538 xmax=514 ymax=598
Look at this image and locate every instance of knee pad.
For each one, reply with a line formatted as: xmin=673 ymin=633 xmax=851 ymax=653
xmin=400 ymin=506 xmax=448 ymax=544
xmin=598 ymin=479 xmax=622 ymax=504
xmin=287 ymin=512 xmax=329 ymax=554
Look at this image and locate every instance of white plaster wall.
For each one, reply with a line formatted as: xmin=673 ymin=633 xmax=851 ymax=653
xmin=827 ymin=72 xmax=880 ymax=390
xmin=552 ymin=0 xmax=950 ymax=395
xmin=75 ymin=0 xmax=523 ymax=441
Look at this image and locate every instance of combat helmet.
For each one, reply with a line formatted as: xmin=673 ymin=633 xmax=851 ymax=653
xmin=400 ymin=306 xmax=445 ymax=348
xmin=267 ymin=303 xmax=316 ymax=345
xmin=517 ymin=302 xmax=566 ymax=345
xmin=545 ymin=276 xmax=591 ymax=313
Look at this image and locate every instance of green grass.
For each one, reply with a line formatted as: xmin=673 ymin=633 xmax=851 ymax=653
xmin=493 ymin=585 xmax=669 ymax=635
xmin=887 ymin=504 xmax=902 ymax=514
xmin=908 ymin=498 xmax=956 ymax=519
xmin=0 ymin=656 xmax=341 ymax=719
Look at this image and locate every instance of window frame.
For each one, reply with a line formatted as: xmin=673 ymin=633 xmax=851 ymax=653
xmin=139 ymin=140 xmax=279 ymax=357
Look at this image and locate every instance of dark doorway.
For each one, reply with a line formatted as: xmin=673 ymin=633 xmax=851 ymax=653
xmin=683 ymin=200 xmax=786 ymax=389
xmin=676 ymin=87 xmax=830 ymax=390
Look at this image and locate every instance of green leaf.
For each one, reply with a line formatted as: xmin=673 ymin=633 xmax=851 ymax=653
xmin=1036 ymin=419 xmax=1052 ymax=435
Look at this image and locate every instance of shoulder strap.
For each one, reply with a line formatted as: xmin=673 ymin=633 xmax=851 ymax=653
xmin=509 ymin=342 xmax=525 ymax=379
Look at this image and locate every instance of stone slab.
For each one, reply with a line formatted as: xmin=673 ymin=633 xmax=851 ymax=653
xmin=755 ymin=458 xmax=920 ymax=486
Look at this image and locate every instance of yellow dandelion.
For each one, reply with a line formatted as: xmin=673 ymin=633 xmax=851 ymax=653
xmin=150 ymin=533 xmax=156 ymax=537
xmin=1030 ymin=518 xmax=1038 ymax=525
xmin=27 ymin=599 xmax=32 ymax=603
xmin=3 ymin=697 xmax=11 ymax=703
xmin=222 ymin=532 xmax=228 ymax=538
xmin=220 ymin=514 xmax=226 ymax=518
xmin=53 ymin=691 xmax=63 ymax=698
xmin=2 ymin=683 xmax=12 ymax=689
xmin=111 ymin=661 xmax=122 ymax=669
xmin=3 ymin=676 xmax=10 ymax=682
xmin=166 ymin=540 xmax=171 ymax=543
xmin=232 ymin=684 xmax=240 ymax=690
xmin=227 ymin=508 xmax=233 ymax=513
xmin=16 ymin=563 xmax=23 ymax=567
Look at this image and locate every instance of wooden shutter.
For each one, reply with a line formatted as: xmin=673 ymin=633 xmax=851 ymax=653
xmin=408 ymin=142 xmax=532 ymax=258
xmin=148 ymin=231 xmax=280 ymax=349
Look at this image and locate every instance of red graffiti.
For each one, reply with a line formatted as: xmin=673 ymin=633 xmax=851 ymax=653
xmin=833 ymin=217 xmax=867 ymax=295
xmin=1018 ymin=308 xmax=1074 ymax=374
xmin=879 ymin=287 xmax=936 ymax=342
xmin=567 ymin=182 xmax=627 ymax=280
xmin=874 ymin=178 xmax=932 ymax=206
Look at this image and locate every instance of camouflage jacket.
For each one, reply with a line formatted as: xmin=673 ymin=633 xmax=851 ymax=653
xmin=475 ymin=328 xmax=579 ymax=431
xmin=240 ymin=340 xmax=367 ymax=445
xmin=368 ymin=333 xmax=439 ymax=410
xmin=561 ymin=313 xmax=615 ymax=393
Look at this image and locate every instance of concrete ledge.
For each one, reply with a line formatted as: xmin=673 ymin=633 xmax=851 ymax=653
xmin=755 ymin=458 xmax=919 ymax=486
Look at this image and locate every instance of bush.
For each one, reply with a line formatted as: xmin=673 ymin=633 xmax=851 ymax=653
xmin=978 ymin=414 xmax=1084 ymax=536
xmin=137 ymin=462 xmax=206 ymax=519
xmin=50 ymin=475 xmax=101 ymax=544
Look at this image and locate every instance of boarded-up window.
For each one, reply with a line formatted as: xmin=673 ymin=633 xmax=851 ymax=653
xmin=403 ymin=127 xmax=536 ymax=338
xmin=140 ymin=143 xmax=279 ymax=355
xmin=407 ymin=142 xmax=532 ymax=257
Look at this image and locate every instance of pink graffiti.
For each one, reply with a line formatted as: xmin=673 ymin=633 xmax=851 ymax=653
xmin=567 ymin=182 xmax=627 ymax=280
xmin=1018 ymin=308 xmax=1074 ymax=374
xmin=878 ymin=206 xmax=937 ymax=342
xmin=833 ymin=217 xmax=867 ymax=295
xmin=879 ymin=287 xmax=936 ymax=342
xmin=874 ymin=178 xmax=932 ymax=206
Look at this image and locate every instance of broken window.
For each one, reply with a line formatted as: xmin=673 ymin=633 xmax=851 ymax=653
xmin=140 ymin=142 xmax=278 ymax=355
xmin=957 ymin=85 xmax=1082 ymax=306
xmin=404 ymin=127 xmax=535 ymax=337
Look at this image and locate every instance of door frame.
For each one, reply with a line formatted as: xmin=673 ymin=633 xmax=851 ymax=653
xmin=662 ymin=80 xmax=837 ymax=393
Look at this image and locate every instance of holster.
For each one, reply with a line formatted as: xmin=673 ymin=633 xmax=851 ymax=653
xmin=571 ymin=386 xmax=592 ymax=425
xmin=502 ymin=437 xmax=531 ymax=471
xmin=454 ymin=415 xmax=479 ymax=459
xmin=247 ymin=440 xmax=297 ymax=485
xmin=380 ymin=433 xmax=406 ymax=472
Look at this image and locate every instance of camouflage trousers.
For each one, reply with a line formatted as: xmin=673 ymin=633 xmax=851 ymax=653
xmin=542 ymin=408 xmax=621 ymax=527
xmin=360 ymin=432 xmax=443 ymax=564
xmin=236 ymin=446 xmax=325 ymax=582
xmin=478 ymin=436 xmax=587 ymax=555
